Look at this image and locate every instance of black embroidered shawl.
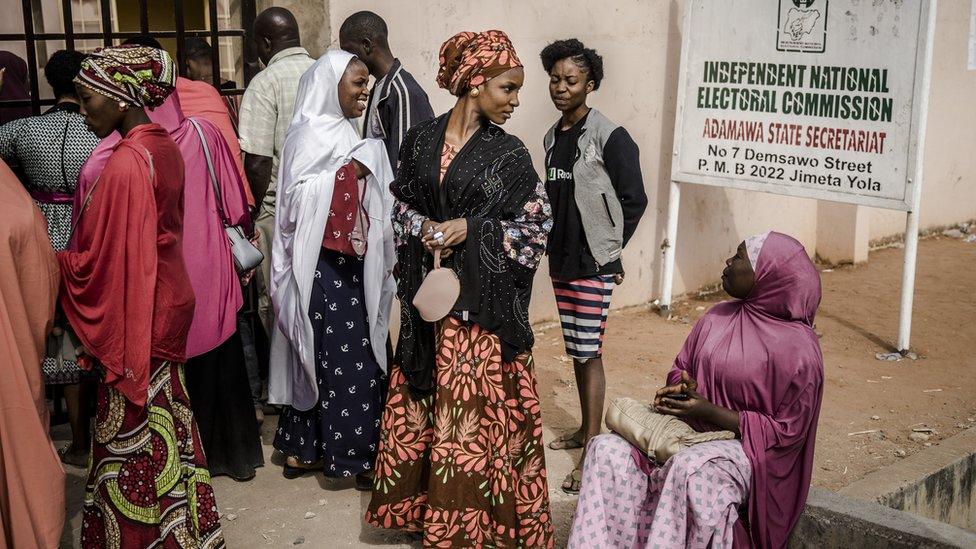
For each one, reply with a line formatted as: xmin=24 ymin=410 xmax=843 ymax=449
xmin=392 ymin=112 xmax=552 ymax=393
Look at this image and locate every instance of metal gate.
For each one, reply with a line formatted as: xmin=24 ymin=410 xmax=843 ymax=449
xmin=1 ymin=0 xmax=257 ymax=116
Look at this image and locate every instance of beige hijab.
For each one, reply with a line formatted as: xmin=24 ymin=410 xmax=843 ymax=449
xmin=0 ymin=158 xmax=65 ymax=548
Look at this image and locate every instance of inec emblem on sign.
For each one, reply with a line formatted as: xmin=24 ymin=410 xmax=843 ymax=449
xmin=778 ymin=0 xmax=828 ymax=53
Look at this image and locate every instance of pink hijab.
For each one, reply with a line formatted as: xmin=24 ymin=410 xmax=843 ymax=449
xmin=175 ymin=76 xmax=253 ymax=206
xmin=668 ymin=232 xmax=824 ymax=549
xmin=74 ymin=91 xmax=250 ymax=358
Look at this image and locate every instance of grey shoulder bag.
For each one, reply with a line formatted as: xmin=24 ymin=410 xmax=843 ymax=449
xmin=189 ymin=119 xmax=264 ymax=275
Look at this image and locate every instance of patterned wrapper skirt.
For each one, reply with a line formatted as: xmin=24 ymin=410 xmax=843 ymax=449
xmin=81 ymin=360 xmax=224 ymax=549
xmin=366 ymin=316 xmax=554 ymax=548
xmin=552 ymin=275 xmax=615 ymax=361
xmin=273 ymin=249 xmax=386 ymax=477
xmin=568 ymin=434 xmax=751 ymax=549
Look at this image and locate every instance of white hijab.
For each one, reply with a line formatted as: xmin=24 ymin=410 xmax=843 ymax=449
xmin=745 ymin=231 xmax=771 ymax=270
xmin=269 ymin=50 xmax=396 ymax=410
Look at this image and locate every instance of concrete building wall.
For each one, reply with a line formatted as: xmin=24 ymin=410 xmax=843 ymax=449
xmin=322 ymin=0 xmax=973 ymax=321
xmin=258 ymin=0 xmax=331 ymax=58
xmin=867 ymin=0 xmax=976 ymax=241
xmin=2 ymin=0 xmax=968 ymax=321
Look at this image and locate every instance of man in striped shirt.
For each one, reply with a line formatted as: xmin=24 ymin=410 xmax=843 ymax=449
xmin=339 ymin=11 xmax=435 ymax=173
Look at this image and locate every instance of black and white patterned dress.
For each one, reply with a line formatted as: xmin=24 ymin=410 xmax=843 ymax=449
xmin=0 ymin=102 xmax=100 ymax=384
xmin=273 ymin=248 xmax=387 ymax=478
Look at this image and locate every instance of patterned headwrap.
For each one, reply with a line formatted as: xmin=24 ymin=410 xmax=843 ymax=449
xmin=436 ymin=30 xmax=522 ymax=96
xmin=75 ymin=45 xmax=177 ymax=109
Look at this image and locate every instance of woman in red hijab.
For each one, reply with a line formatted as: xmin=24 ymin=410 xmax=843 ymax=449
xmin=59 ymin=45 xmax=224 ymax=548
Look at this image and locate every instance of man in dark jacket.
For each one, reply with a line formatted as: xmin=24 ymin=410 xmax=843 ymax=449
xmin=339 ymin=11 xmax=435 ymax=173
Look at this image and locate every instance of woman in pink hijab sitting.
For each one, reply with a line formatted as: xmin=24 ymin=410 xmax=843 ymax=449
xmin=569 ymin=231 xmax=824 ymax=549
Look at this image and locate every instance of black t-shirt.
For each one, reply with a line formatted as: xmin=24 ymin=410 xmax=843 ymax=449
xmin=545 ymin=113 xmax=624 ymax=279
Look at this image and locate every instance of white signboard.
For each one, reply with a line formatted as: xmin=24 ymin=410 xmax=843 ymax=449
xmin=672 ymin=0 xmax=935 ymax=211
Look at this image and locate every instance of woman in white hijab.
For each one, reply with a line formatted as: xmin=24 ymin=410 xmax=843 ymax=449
xmin=269 ymin=50 xmax=395 ymax=490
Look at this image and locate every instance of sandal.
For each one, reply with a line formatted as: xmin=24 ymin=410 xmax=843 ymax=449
xmin=561 ymin=468 xmax=583 ymax=495
xmin=282 ymin=459 xmax=321 ymax=479
xmin=548 ymin=431 xmax=585 ymax=450
xmin=58 ymin=444 xmax=89 ymax=468
xmin=355 ymin=472 xmax=374 ymax=492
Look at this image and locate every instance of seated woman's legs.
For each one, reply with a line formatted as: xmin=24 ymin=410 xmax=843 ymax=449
xmin=571 ymin=437 xmax=751 ymax=549
xmin=569 ymin=434 xmax=652 ymax=547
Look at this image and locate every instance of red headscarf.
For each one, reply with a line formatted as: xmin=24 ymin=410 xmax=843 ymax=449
xmin=75 ymin=45 xmax=176 ymax=109
xmin=436 ymin=30 xmax=522 ymax=96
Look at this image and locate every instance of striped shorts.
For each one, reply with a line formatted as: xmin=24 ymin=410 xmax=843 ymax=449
xmin=552 ymin=275 xmax=615 ymax=361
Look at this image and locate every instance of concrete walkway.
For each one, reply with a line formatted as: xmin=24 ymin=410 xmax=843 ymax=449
xmin=60 ymin=419 xmax=582 ymax=548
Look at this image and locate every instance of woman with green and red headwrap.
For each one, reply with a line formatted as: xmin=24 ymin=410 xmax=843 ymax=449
xmin=366 ymin=30 xmax=554 ymax=547
xmin=60 ymin=45 xmax=225 ymax=548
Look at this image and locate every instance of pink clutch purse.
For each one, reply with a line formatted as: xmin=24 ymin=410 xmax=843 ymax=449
xmin=412 ymin=249 xmax=460 ymax=322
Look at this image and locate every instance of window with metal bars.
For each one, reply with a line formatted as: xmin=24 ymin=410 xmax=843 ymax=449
xmin=0 ymin=0 xmax=257 ymax=117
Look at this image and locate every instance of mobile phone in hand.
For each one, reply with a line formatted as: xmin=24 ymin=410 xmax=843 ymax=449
xmin=668 ymin=392 xmax=690 ymax=401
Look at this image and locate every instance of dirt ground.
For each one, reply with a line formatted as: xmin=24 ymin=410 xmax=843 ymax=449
xmin=57 ymin=236 xmax=976 ymax=547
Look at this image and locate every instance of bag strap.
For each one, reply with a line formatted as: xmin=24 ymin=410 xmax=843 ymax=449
xmin=69 ymin=178 xmax=99 ymax=238
xmin=432 ymin=248 xmax=441 ymax=269
xmin=189 ymin=118 xmax=229 ymax=226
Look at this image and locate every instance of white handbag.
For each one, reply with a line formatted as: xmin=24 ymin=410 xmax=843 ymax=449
xmin=605 ymin=397 xmax=736 ymax=464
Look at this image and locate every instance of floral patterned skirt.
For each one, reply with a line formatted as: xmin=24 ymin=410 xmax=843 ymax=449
xmin=81 ymin=360 xmax=225 ymax=549
xmin=365 ymin=316 xmax=554 ymax=548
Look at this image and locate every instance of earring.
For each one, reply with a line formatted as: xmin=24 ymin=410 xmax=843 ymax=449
xmin=470 ymin=88 xmax=480 ymax=98
xmin=118 ymin=101 xmax=128 ymax=111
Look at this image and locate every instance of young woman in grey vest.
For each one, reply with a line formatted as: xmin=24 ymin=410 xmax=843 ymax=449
xmin=540 ymin=39 xmax=648 ymax=494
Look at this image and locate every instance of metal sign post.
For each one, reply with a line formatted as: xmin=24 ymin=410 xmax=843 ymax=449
xmin=896 ymin=2 xmax=937 ymax=352
xmin=662 ymin=0 xmax=937 ymax=353
xmin=658 ymin=180 xmax=681 ymax=317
